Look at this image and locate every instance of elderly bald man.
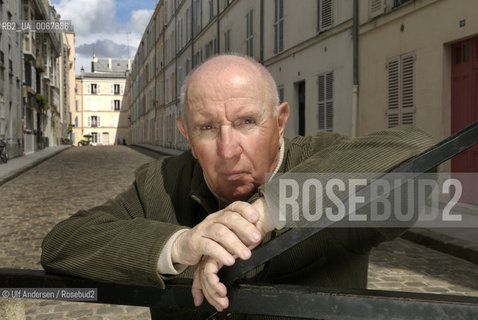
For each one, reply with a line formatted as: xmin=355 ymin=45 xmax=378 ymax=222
xmin=42 ymin=54 xmax=434 ymax=318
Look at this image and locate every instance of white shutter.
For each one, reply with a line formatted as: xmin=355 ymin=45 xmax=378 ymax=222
xmin=87 ymin=116 xmax=91 ymax=127
xmin=400 ymin=53 xmax=416 ymax=125
xmin=318 ymin=74 xmax=325 ymax=130
xmin=318 ymin=72 xmax=334 ymax=132
xmin=319 ymin=0 xmax=333 ymax=32
xmin=98 ymin=132 xmax=102 ymax=144
xmin=111 ymin=100 xmax=114 ymax=111
xmin=120 ymin=84 xmax=124 ymax=95
xmin=87 ymin=84 xmax=91 ymax=94
xmin=98 ymin=116 xmax=101 ymax=127
xmin=370 ymin=0 xmax=385 ymax=18
xmin=97 ymin=83 xmax=101 ymax=94
xmin=387 ymin=53 xmax=415 ymax=128
xmin=111 ymin=84 xmax=114 ymax=94
xmin=387 ymin=57 xmax=400 ymax=128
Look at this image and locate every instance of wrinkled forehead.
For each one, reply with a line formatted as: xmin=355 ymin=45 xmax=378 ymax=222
xmin=187 ymin=60 xmax=269 ymax=106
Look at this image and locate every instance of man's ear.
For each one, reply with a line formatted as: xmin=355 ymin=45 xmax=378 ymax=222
xmin=176 ymin=118 xmax=189 ymax=141
xmin=277 ymin=102 xmax=290 ymax=140
xmin=176 ymin=118 xmax=197 ymax=158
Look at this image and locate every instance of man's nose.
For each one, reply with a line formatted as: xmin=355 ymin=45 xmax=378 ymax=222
xmin=218 ymin=126 xmax=242 ymax=159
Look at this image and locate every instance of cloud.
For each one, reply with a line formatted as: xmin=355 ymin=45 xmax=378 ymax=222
xmin=53 ymin=0 xmax=153 ymax=73
xmin=76 ymin=39 xmax=133 ymax=58
xmin=55 ymin=0 xmax=116 ymax=34
xmin=128 ymin=9 xmax=154 ymax=34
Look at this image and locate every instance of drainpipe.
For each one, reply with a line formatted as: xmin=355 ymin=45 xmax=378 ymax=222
xmin=351 ymin=0 xmax=359 ymax=138
xmin=216 ymin=0 xmax=220 ymax=54
xmin=260 ymin=0 xmax=264 ymax=64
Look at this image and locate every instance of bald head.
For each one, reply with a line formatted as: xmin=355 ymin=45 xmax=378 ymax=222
xmin=180 ymin=54 xmax=279 ymax=127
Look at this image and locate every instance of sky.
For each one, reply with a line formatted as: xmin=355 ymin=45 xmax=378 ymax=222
xmin=51 ymin=0 xmax=156 ymax=74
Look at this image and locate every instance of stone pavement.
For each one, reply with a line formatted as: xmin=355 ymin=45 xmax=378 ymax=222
xmin=0 ymin=146 xmax=477 ymax=319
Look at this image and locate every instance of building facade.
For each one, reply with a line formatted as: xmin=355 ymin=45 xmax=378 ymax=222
xmin=125 ymin=0 xmax=358 ymax=150
xmin=22 ymin=0 xmax=71 ymax=155
xmin=125 ymin=0 xmax=478 ymax=203
xmin=0 ymin=0 xmax=23 ymax=158
xmin=73 ymin=56 xmax=130 ymax=146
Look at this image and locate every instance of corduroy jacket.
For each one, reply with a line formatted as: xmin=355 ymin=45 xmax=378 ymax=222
xmin=41 ymin=126 xmax=435 ymax=319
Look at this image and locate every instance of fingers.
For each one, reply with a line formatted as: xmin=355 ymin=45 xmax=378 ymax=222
xmin=193 ymin=257 xmax=229 ymax=312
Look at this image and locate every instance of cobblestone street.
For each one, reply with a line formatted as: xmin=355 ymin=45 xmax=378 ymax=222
xmin=0 ymin=146 xmax=477 ymax=319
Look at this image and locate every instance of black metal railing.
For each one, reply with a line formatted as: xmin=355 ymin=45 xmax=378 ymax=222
xmin=0 ymin=269 xmax=477 ymax=319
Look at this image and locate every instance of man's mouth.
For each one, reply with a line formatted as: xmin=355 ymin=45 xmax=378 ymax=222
xmin=222 ymin=171 xmax=246 ymax=180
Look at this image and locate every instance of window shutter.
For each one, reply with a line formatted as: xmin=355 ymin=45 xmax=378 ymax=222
xmin=98 ymin=132 xmax=102 ymax=143
xmin=98 ymin=116 xmax=101 ymax=127
xmin=319 ymin=0 xmax=333 ymax=32
xmin=318 ymin=72 xmax=334 ymax=131
xmin=111 ymin=100 xmax=114 ymax=111
xmin=120 ymin=84 xmax=124 ymax=95
xmin=387 ymin=57 xmax=400 ymax=128
xmin=387 ymin=53 xmax=415 ymax=128
xmin=370 ymin=0 xmax=384 ymax=18
xmin=400 ymin=53 xmax=415 ymax=125
xmin=110 ymin=84 xmax=113 ymax=94
xmin=318 ymin=74 xmax=325 ymax=130
xmin=87 ymin=84 xmax=91 ymax=94
xmin=88 ymin=116 xmax=91 ymax=127
xmin=326 ymin=72 xmax=334 ymax=131
xmin=97 ymin=84 xmax=101 ymax=94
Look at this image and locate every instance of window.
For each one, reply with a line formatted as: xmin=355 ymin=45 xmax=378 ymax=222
xmin=209 ymin=0 xmax=214 ymax=21
xmin=370 ymin=0 xmax=384 ymax=18
xmin=75 ymin=116 xmax=78 ymax=128
xmin=75 ymin=83 xmax=78 ymax=93
xmin=278 ymin=85 xmax=284 ymax=103
xmin=387 ymin=52 xmax=415 ymax=128
xmin=114 ymin=84 xmax=120 ymax=95
xmin=393 ymin=0 xmax=413 ymax=8
xmin=246 ymin=10 xmax=254 ymax=57
xmin=90 ymin=83 xmax=97 ymax=94
xmin=205 ymin=39 xmax=215 ymax=59
xmin=114 ymin=100 xmax=121 ymax=111
xmin=318 ymin=0 xmax=333 ymax=33
xmin=318 ymin=72 xmax=333 ymax=131
xmin=274 ymin=0 xmax=283 ymax=54
xmin=75 ymin=100 xmax=78 ymax=112
xmin=90 ymin=116 xmax=98 ymax=128
xmin=224 ymin=29 xmax=231 ymax=52
xmin=91 ymin=132 xmax=98 ymax=144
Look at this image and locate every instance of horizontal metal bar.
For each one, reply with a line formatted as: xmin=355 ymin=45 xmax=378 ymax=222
xmin=1 ymin=269 xmax=477 ymax=319
xmin=219 ymin=121 xmax=478 ymax=283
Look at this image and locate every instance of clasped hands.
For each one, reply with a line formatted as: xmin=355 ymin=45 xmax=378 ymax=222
xmin=171 ymin=198 xmax=271 ymax=312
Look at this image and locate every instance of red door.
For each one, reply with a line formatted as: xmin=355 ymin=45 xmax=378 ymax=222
xmin=451 ymin=37 xmax=478 ymax=204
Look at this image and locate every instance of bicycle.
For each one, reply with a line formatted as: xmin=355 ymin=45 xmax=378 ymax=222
xmin=0 ymin=138 xmax=8 ymax=163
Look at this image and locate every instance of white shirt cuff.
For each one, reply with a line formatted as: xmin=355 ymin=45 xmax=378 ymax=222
xmin=157 ymin=228 xmax=189 ymax=275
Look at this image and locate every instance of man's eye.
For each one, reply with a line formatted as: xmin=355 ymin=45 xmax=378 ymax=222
xmin=200 ymin=124 xmax=214 ymax=131
xmin=242 ymin=119 xmax=255 ymax=125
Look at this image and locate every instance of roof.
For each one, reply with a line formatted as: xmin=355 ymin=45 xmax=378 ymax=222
xmin=92 ymin=58 xmax=130 ymax=73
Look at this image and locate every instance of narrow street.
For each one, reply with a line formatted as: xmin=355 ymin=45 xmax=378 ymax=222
xmin=0 ymin=146 xmax=477 ymax=319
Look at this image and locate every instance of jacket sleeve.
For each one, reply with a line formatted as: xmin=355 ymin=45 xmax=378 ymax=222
xmin=261 ymin=126 xmax=436 ymax=248
xmin=41 ymin=159 xmax=188 ymax=289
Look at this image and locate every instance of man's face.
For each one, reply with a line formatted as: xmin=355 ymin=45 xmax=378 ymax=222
xmin=178 ymin=61 xmax=289 ymax=202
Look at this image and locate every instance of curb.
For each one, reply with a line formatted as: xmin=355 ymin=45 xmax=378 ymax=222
xmin=0 ymin=146 xmax=71 ymax=187
xmin=402 ymin=228 xmax=478 ymax=265
xmin=131 ymin=144 xmax=184 ymax=156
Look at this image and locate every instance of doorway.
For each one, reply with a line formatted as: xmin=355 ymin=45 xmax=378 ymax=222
xmin=296 ymin=81 xmax=306 ymax=136
xmin=451 ymin=37 xmax=478 ymax=204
